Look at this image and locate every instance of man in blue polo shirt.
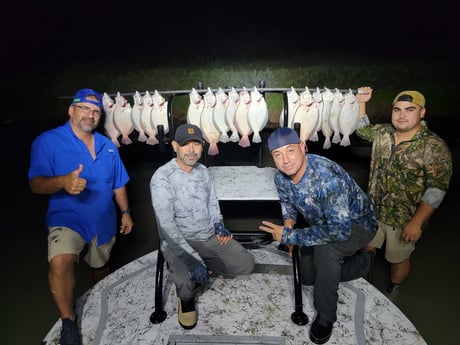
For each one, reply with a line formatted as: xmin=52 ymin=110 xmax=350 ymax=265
xmin=28 ymin=88 xmax=134 ymax=345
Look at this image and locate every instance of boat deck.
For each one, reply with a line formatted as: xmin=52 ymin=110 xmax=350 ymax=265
xmin=43 ymin=166 xmax=426 ymax=344
xmin=43 ymin=244 xmax=426 ymax=344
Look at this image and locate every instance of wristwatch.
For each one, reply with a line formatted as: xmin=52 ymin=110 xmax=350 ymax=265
xmin=121 ymin=208 xmax=131 ymax=214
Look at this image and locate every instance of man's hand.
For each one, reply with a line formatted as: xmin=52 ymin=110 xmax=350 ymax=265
xmin=402 ymin=220 xmax=422 ymax=243
xmin=214 ymin=222 xmax=233 ymax=245
xmin=356 ymin=86 xmax=373 ymax=103
xmin=63 ymin=164 xmax=87 ymax=195
xmin=259 ymin=221 xmax=285 ymax=242
xmin=119 ymin=214 xmax=134 ymax=235
xmin=190 ymin=263 xmax=209 ymax=283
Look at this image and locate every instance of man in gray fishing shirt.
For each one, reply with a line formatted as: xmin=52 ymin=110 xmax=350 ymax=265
xmin=150 ymin=124 xmax=255 ymax=330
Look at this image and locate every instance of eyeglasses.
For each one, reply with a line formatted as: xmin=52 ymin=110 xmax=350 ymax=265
xmin=73 ymin=105 xmax=102 ymax=116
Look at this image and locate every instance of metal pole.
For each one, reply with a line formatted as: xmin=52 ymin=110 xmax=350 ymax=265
xmin=258 ymin=80 xmax=266 ymax=168
xmin=150 ymin=247 xmax=167 ymax=324
xmin=282 ymin=91 xmax=289 ymax=128
xmin=291 ymin=245 xmax=309 ymax=325
xmin=157 ymin=125 xmax=165 ymax=152
xmin=166 ymin=94 xmax=176 ymax=158
xmin=58 ymin=87 xmax=357 ymax=100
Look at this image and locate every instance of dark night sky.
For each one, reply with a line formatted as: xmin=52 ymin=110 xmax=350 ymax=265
xmin=3 ymin=0 xmax=457 ymax=70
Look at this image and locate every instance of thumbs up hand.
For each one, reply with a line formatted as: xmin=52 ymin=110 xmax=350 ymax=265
xmin=63 ymin=164 xmax=87 ymax=195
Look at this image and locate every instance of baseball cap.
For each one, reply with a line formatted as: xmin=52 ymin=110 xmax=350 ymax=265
xmin=174 ymin=124 xmax=204 ymax=145
xmin=268 ymin=127 xmax=301 ymax=152
xmin=393 ymin=90 xmax=425 ymax=107
xmin=72 ymin=88 xmax=103 ymax=109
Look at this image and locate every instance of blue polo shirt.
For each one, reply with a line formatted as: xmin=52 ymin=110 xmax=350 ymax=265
xmin=28 ymin=121 xmax=130 ymax=245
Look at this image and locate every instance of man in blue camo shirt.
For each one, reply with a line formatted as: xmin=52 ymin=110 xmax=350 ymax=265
xmin=260 ymin=127 xmax=377 ymax=344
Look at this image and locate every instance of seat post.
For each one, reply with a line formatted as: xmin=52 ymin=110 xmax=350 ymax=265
xmin=291 ymin=245 xmax=309 ymax=325
xmin=150 ymin=245 xmax=167 ymax=324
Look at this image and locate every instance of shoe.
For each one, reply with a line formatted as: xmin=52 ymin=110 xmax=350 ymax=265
xmin=383 ymin=281 xmax=400 ymax=302
xmin=178 ymin=298 xmax=197 ymax=329
xmin=60 ymin=317 xmax=81 ymax=345
xmin=309 ymin=316 xmax=333 ymax=344
xmin=364 ymin=251 xmax=376 ymax=284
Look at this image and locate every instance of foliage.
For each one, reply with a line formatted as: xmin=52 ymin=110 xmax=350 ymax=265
xmin=11 ymin=52 xmax=456 ymax=133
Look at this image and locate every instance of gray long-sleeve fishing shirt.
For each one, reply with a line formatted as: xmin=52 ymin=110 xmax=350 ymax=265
xmin=150 ymin=158 xmax=223 ymax=271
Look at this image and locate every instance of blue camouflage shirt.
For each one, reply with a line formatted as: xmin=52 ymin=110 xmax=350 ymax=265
xmin=276 ymin=154 xmax=377 ymax=246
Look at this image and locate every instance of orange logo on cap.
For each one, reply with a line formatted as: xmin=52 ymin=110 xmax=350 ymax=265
xmin=187 ymin=128 xmax=195 ymax=134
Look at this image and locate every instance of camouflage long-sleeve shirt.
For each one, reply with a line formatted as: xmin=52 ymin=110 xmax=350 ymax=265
xmin=277 ymin=154 xmax=377 ymax=247
xmin=150 ymin=158 xmax=223 ymax=272
xmin=356 ymin=118 xmax=452 ymax=228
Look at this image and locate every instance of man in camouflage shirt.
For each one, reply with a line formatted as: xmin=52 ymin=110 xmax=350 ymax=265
xmin=355 ymin=87 xmax=452 ymax=299
xmin=260 ymin=127 xmax=377 ymax=344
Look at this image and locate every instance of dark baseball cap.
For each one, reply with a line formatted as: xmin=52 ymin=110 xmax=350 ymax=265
xmin=268 ymin=127 xmax=301 ymax=152
xmin=174 ymin=124 xmax=204 ymax=145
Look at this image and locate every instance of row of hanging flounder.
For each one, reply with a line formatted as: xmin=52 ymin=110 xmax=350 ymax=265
xmin=101 ymin=86 xmax=360 ymax=155
xmin=102 ymin=90 xmax=169 ymax=147
xmin=281 ymin=86 xmax=360 ymax=149
xmin=186 ymin=86 xmax=269 ymax=155
xmin=102 ymin=86 xmax=269 ymax=156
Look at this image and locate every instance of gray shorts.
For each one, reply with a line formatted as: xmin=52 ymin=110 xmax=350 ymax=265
xmin=48 ymin=226 xmax=116 ymax=268
xmin=367 ymin=221 xmax=417 ymax=263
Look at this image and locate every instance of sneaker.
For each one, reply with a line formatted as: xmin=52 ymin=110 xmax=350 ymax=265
xmin=60 ymin=317 xmax=81 ymax=345
xmin=309 ymin=316 xmax=333 ymax=344
xmin=383 ymin=281 xmax=400 ymax=302
xmin=178 ymin=298 xmax=197 ymax=329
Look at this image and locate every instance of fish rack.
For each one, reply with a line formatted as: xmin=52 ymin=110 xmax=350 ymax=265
xmin=59 ymin=82 xmax=358 ymax=166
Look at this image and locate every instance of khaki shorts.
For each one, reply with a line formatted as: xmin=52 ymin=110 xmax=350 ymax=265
xmin=367 ymin=221 xmax=417 ymax=263
xmin=48 ymin=226 xmax=116 ymax=268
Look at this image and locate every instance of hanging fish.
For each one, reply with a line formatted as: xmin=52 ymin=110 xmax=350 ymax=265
xmin=213 ymin=87 xmax=230 ymax=143
xmin=329 ymin=88 xmax=345 ymax=145
xmin=140 ymin=91 xmax=159 ymax=145
xmin=248 ymin=86 xmax=268 ymax=144
xmin=234 ymin=87 xmax=253 ymax=148
xmin=292 ymin=87 xmax=318 ymax=150
xmin=102 ymin=92 xmax=120 ymax=147
xmin=225 ymin=87 xmax=240 ymax=142
xmin=320 ymin=87 xmax=335 ymax=149
xmin=279 ymin=86 xmax=299 ymax=128
xmin=131 ymin=91 xmax=148 ymax=142
xmin=200 ymin=87 xmax=220 ymax=155
xmin=309 ymin=87 xmax=323 ymax=142
xmin=338 ymin=89 xmax=359 ymax=147
xmin=113 ymin=92 xmax=134 ymax=145
xmin=187 ymin=88 xmax=204 ymax=127
xmin=151 ymin=90 xmax=169 ymax=137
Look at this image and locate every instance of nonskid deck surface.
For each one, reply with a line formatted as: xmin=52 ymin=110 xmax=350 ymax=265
xmin=43 ymin=244 xmax=426 ymax=345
